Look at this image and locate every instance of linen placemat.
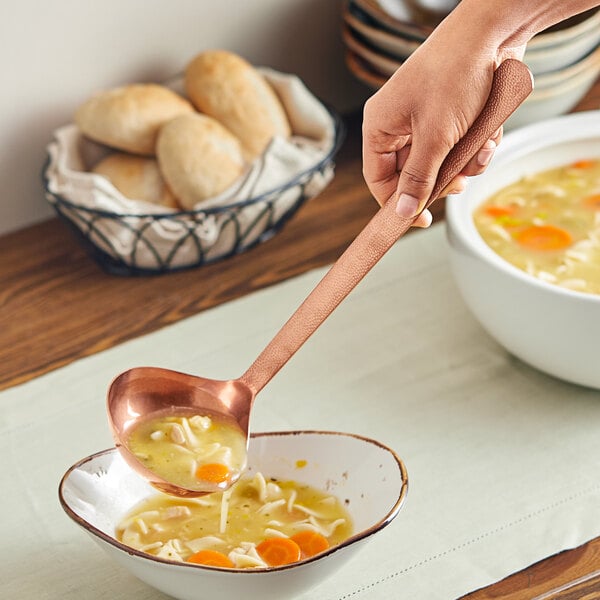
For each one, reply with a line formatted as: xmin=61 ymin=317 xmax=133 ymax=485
xmin=2 ymin=223 xmax=600 ymax=599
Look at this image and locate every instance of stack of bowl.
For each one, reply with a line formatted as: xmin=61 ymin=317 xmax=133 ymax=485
xmin=343 ymin=0 xmax=600 ymax=129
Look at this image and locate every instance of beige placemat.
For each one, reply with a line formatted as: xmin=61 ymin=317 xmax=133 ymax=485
xmin=2 ymin=223 xmax=600 ymax=599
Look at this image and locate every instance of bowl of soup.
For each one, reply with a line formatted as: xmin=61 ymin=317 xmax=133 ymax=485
xmin=446 ymin=110 xmax=600 ymax=389
xmin=59 ymin=430 xmax=408 ymax=600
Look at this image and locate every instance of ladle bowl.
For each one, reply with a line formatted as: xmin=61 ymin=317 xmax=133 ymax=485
xmin=108 ymin=59 xmax=534 ymax=497
xmin=107 ymin=368 xmax=254 ymax=496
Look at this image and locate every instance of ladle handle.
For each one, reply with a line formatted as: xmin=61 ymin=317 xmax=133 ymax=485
xmin=241 ymin=59 xmax=533 ymax=395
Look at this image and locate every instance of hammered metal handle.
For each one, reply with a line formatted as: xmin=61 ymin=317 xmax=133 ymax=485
xmin=241 ymin=59 xmax=533 ymax=395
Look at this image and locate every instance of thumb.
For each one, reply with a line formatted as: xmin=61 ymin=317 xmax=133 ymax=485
xmin=395 ymin=137 xmax=449 ymax=218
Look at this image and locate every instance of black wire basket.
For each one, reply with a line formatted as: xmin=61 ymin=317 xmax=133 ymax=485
xmin=43 ymin=109 xmax=345 ymax=276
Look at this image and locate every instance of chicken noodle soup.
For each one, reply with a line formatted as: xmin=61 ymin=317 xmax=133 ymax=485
xmin=473 ymin=158 xmax=600 ymax=295
xmin=127 ymin=414 xmax=247 ymax=493
xmin=116 ymin=472 xmax=353 ymax=568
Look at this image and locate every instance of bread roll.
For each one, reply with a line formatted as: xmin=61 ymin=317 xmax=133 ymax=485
xmin=75 ymin=84 xmax=194 ymax=155
xmin=156 ymin=113 xmax=245 ymax=209
xmin=184 ymin=50 xmax=291 ymax=159
xmin=92 ymin=153 xmax=180 ymax=208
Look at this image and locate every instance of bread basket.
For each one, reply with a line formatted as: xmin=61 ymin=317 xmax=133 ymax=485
xmin=43 ymin=70 xmax=344 ymax=276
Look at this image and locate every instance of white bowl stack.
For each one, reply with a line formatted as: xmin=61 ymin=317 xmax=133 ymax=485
xmin=342 ymin=0 xmax=600 ymax=129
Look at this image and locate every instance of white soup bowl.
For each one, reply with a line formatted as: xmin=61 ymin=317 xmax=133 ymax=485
xmin=446 ymin=110 xmax=600 ymax=389
xmin=59 ymin=430 xmax=408 ymax=600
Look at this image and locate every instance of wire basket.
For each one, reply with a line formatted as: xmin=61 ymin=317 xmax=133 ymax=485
xmin=43 ymin=109 xmax=344 ymax=276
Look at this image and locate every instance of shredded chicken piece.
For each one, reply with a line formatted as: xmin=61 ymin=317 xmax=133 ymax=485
xmin=189 ymin=415 xmax=212 ymax=430
xmin=266 ymin=482 xmax=282 ymax=498
xmin=164 ymin=506 xmax=192 ymax=520
xmin=156 ymin=539 xmax=184 ymax=562
xmin=169 ymin=423 xmax=186 ymax=445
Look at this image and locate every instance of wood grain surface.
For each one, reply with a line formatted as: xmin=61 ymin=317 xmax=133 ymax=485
xmin=1 ymin=76 xmax=599 ymax=599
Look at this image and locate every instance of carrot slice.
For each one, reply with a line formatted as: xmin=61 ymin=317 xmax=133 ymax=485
xmin=484 ymin=205 xmax=516 ymax=218
xmin=290 ymin=531 xmax=330 ymax=558
xmin=583 ymin=194 xmax=600 ymax=209
xmin=187 ymin=549 xmax=234 ymax=568
xmin=571 ymin=159 xmax=597 ymax=169
xmin=514 ymin=225 xmax=572 ymax=251
xmin=195 ymin=462 xmax=230 ymax=484
xmin=256 ymin=537 xmax=301 ymax=566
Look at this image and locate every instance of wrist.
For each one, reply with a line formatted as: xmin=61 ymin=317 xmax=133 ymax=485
xmin=450 ymin=0 xmax=600 ymax=51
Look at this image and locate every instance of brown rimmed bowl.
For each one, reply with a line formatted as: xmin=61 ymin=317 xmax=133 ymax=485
xmin=59 ymin=430 xmax=408 ymax=600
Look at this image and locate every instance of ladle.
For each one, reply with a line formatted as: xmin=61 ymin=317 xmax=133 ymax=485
xmin=108 ymin=59 xmax=533 ymax=497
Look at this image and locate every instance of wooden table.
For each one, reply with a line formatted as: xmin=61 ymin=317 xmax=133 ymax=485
xmin=1 ymin=79 xmax=599 ymax=599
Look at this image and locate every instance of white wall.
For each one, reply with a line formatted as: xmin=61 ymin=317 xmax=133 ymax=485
xmin=0 ymin=0 xmax=370 ymax=236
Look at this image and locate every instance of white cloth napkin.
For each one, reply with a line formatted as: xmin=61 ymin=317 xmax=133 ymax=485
xmin=2 ymin=224 xmax=600 ymax=599
xmin=44 ymin=69 xmax=337 ymax=270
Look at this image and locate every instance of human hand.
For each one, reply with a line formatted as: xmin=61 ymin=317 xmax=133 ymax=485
xmin=397 ymin=131 xmax=502 ymax=228
xmin=362 ymin=3 xmax=526 ymax=227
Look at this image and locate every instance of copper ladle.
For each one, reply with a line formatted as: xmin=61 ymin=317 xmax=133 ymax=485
xmin=107 ymin=60 xmax=533 ymax=497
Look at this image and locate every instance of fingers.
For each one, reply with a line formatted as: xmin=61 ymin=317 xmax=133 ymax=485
xmin=364 ymin=120 xmax=501 ymax=222
xmin=439 ymin=174 xmax=468 ymax=198
xmin=411 ymin=175 xmax=465 ymax=229
xmin=362 ymin=108 xmax=411 ymax=207
xmin=461 ymin=127 xmax=503 ymax=177
xmin=395 ymin=132 xmax=450 ymax=218
xmin=412 ymin=209 xmax=433 ymax=228
xmin=411 ymin=174 xmax=464 ymax=229
xmin=395 ymin=127 xmax=502 ymax=219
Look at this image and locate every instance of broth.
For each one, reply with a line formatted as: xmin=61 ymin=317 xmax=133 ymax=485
xmin=127 ymin=414 xmax=247 ymax=493
xmin=473 ymin=158 xmax=600 ymax=295
xmin=116 ymin=472 xmax=353 ymax=568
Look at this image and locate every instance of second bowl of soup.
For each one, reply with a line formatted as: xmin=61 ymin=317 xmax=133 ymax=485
xmin=446 ymin=110 xmax=600 ymax=389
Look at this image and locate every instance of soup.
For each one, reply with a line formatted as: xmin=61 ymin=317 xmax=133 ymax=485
xmin=116 ymin=471 xmax=353 ymax=568
xmin=127 ymin=414 xmax=247 ymax=493
xmin=473 ymin=158 xmax=600 ymax=295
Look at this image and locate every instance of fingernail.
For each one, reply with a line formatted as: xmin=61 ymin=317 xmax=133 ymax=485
xmin=396 ymin=193 xmax=420 ymax=217
xmin=477 ymin=141 xmax=496 ymax=167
